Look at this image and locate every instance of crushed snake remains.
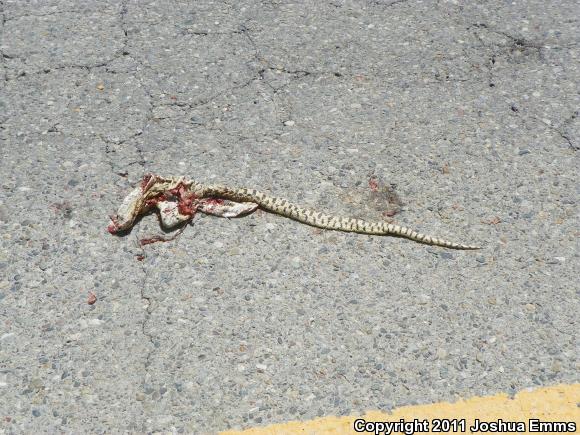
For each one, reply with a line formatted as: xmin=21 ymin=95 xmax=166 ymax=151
xmin=108 ymin=174 xmax=481 ymax=250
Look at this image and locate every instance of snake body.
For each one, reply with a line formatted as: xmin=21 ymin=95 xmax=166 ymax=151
xmin=108 ymin=175 xmax=481 ymax=250
xmin=204 ymin=185 xmax=480 ymax=250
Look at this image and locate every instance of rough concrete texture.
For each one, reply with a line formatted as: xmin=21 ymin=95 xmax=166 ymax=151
xmin=0 ymin=0 xmax=578 ymax=433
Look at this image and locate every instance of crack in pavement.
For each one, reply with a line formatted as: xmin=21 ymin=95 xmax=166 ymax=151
xmin=2 ymin=2 xmax=130 ymax=81
xmin=134 ymin=237 xmax=158 ymax=432
xmin=560 ymin=110 xmax=579 ymax=151
xmin=369 ymin=0 xmax=411 ymax=7
xmin=463 ymin=23 xmax=579 ymax=152
xmin=467 ymin=22 xmax=577 ymax=68
xmin=137 ymin=246 xmax=154 ymax=369
xmin=3 ymin=8 xmax=87 ymax=21
xmin=504 ymin=103 xmax=579 ymax=152
xmin=98 ymin=0 xmax=149 ymax=176
xmin=0 ymin=0 xmax=7 ymax=82
xmin=531 ymin=111 xmax=579 ymax=151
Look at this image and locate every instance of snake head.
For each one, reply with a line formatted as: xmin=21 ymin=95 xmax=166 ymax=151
xmin=107 ymin=183 xmax=150 ymax=233
xmin=108 ymin=174 xmax=184 ymax=234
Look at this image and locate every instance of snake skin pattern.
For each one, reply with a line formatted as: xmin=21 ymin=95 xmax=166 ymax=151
xmin=108 ymin=174 xmax=481 ymax=250
xmin=207 ymin=186 xmax=480 ymax=250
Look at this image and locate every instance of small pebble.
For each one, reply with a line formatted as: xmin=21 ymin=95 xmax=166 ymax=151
xmin=525 ymin=303 xmax=536 ymax=312
xmin=88 ymin=318 xmax=103 ymax=326
xmin=417 ymin=294 xmax=431 ymax=304
xmin=291 ymin=257 xmax=301 ymax=268
xmin=87 ymin=292 xmax=97 ymax=305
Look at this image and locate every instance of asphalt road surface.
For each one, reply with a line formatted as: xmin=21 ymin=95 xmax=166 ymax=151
xmin=0 ymin=0 xmax=578 ymax=433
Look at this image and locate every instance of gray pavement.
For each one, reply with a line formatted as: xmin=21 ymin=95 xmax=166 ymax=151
xmin=0 ymin=0 xmax=578 ymax=433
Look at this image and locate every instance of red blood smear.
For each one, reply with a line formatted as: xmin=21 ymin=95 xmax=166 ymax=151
xmin=202 ymin=198 xmax=225 ymax=205
xmin=139 ymin=236 xmax=166 ymax=246
xmin=168 ymin=184 xmax=185 ymax=197
xmin=368 ymin=177 xmax=379 ymax=192
xmin=136 ymin=254 xmax=145 ymax=261
xmin=145 ymin=193 xmax=167 ymax=208
xmin=139 ymin=226 xmax=186 ymax=246
xmin=177 ymin=195 xmax=196 ymax=216
xmin=168 ymin=183 xmax=197 ymax=216
xmin=107 ymin=216 xmax=120 ymax=234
